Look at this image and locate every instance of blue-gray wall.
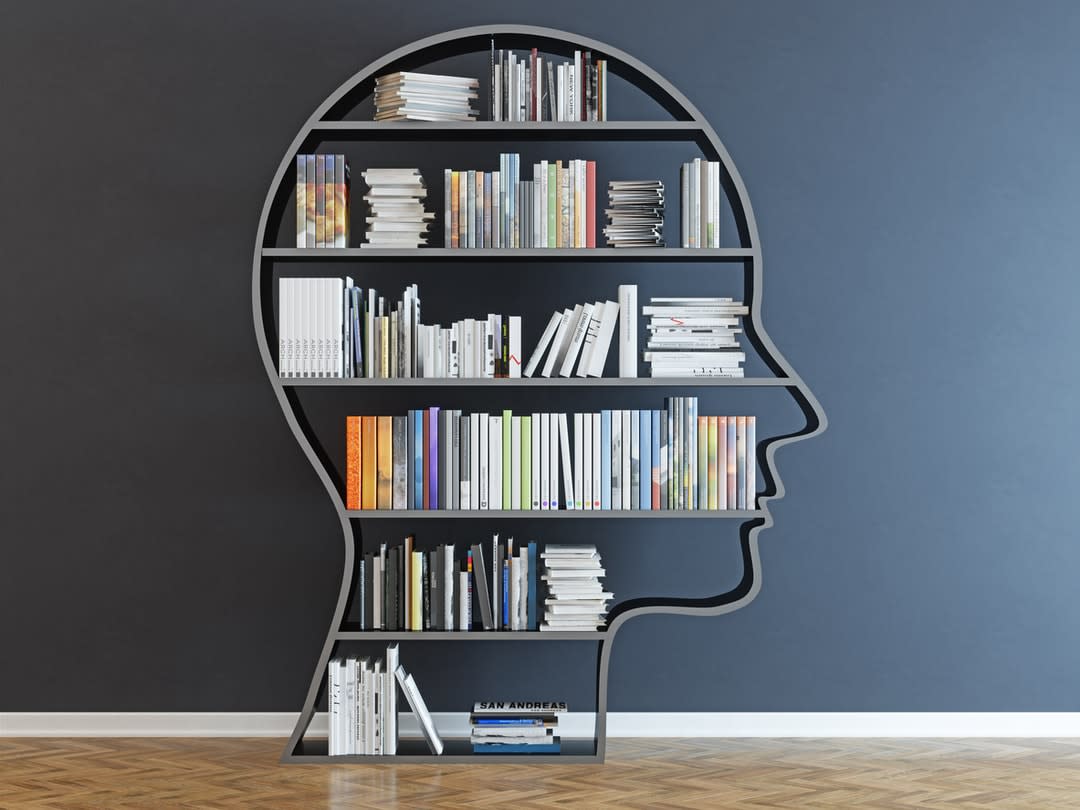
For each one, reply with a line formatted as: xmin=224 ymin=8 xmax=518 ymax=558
xmin=2 ymin=0 xmax=1079 ymax=711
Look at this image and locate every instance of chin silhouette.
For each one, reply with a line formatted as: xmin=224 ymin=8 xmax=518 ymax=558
xmin=252 ymin=25 xmax=827 ymax=761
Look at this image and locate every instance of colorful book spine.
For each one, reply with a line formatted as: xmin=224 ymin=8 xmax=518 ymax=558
xmin=346 ymin=415 xmax=361 ymax=510
xmin=747 ymin=415 xmax=756 ymax=510
xmin=718 ymin=416 xmax=728 ymax=510
xmin=697 ymin=415 xmax=708 ymax=510
xmin=315 ymin=154 xmax=326 ymax=248
xmin=429 ymin=406 xmax=440 ymax=510
xmin=586 ymin=160 xmax=596 ymax=248
xmin=413 ymin=410 xmax=424 ymax=509
xmin=377 ymin=416 xmax=393 ymax=509
xmin=296 ymin=156 xmax=306 ymax=248
xmin=305 ymin=155 xmax=316 ymax=247
xmin=736 ymin=415 xmax=747 ymax=510
xmin=708 ymin=416 xmax=719 ymax=510
xmin=651 ymin=410 xmax=661 ymax=509
xmin=361 ymin=416 xmax=377 ymax=510
xmin=726 ymin=414 xmax=737 ymax=508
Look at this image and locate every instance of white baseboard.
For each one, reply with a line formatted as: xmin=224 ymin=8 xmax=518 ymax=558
xmin=3 ymin=712 xmax=1080 ymax=738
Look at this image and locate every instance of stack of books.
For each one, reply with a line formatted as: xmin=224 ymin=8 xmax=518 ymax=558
xmin=362 ymin=169 xmax=433 ymax=248
xmin=603 ymin=181 xmax=665 ymax=247
xmin=644 ymin=297 xmax=747 ymax=378
xmin=445 ymin=154 xmax=596 ymax=249
xmin=327 ymin=644 xmax=399 ymax=756
xmin=540 ymin=545 xmax=610 ymax=632
xmin=491 ymin=43 xmax=607 ymax=121
xmin=525 ymin=285 xmax=636 ymax=378
xmin=345 ymin=398 xmax=758 ymax=513
xmin=295 ymin=154 xmax=350 ymax=248
xmin=374 ymin=72 xmax=479 ymax=122
xmin=471 ymin=701 xmax=564 ymax=754
xmin=680 ymin=158 xmax=722 ymax=248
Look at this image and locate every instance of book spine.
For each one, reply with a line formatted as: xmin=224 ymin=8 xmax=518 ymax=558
xmin=574 ymin=413 xmax=584 ymax=509
xmin=726 ymin=414 xmax=737 ymax=508
xmin=510 ymin=416 xmax=522 ymax=510
xmin=531 ymin=412 xmax=541 ymax=510
xmin=592 ymin=412 xmax=602 ymax=509
xmin=392 ymin=416 xmax=407 ymax=510
xmin=698 ymin=415 xmax=709 ymax=510
xmin=296 ymin=156 xmax=306 ymax=247
xmin=618 ymin=284 xmax=638 ymax=377
xmin=502 ymin=409 xmax=512 ymax=509
xmin=521 ymin=416 xmax=532 ymax=510
xmin=325 ymin=155 xmax=335 ymax=250
xmin=586 ymin=160 xmax=596 ymax=248
xmin=601 ymin=410 xmax=612 ymax=510
xmin=736 ymin=415 xmax=747 ymax=510
xmin=651 ymin=410 xmax=661 ymax=509
xmin=315 ymin=154 xmax=325 ymax=248
xmin=429 ymin=406 xmax=440 ymax=510
xmin=346 ymin=415 xmax=361 ymax=510
xmin=717 ymin=415 xmax=728 ymax=510
xmin=445 ymin=169 xmax=453 ymax=247
xmin=639 ymin=409 xmax=651 ymax=510
xmin=361 ymin=416 xmax=377 ymax=509
xmin=484 ymin=172 xmax=492 ymax=248
xmin=305 ymin=155 xmax=316 ymax=247
xmin=747 ymin=415 xmax=756 ymax=510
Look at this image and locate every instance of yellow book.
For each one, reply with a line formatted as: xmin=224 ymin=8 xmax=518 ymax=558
xmin=411 ymin=551 xmax=423 ymax=631
xmin=377 ymin=416 xmax=392 ymax=509
xmin=361 ymin=416 xmax=377 ymax=510
xmin=707 ymin=416 xmax=719 ymax=510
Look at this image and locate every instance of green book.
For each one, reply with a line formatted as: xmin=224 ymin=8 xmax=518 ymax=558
xmin=547 ymin=162 xmax=557 ymax=248
xmin=502 ymin=409 xmax=512 ymax=509
xmin=521 ymin=416 xmax=532 ymax=510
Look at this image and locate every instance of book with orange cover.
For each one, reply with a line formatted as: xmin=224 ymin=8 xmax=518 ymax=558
xmin=377 ymin=416 xmax=393 ymax=509
xmin=346 ymin=416 xmax=361 ymax=510
xmin=586 ymin=160 xmax=596 ymax=248
xmin=361 ymin=416 xmax=377 ymax=509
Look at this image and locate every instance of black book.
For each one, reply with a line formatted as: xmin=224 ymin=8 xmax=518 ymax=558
xmin=471 ymin=543 xmax=494 ymax=630
xmin=432 ymin=547 xmax=443 ymax=630
xmin=363 ymin=552 xmax=374 ymax=631
xmin=501 ymin=316 xmax=509 ymax=376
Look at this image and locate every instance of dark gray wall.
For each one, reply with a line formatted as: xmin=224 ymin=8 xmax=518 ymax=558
xmin=3 ymin=0 xmax=1079 ymax=712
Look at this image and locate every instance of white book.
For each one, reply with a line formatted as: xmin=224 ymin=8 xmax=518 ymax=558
xmin=541 ymin=308 xmax=574 ymax=378
xmin=278 ymin=278 xmax=289 ymax=377
xmin=344 ymin=657 xmax=357 ymax=755
xmin=385 ymin=644 xmax=398 ymax=755
xmin=483 ymin=317 xmax=496 ymax=377
xmin=524 ymin=310 xmax=562 ymax=378
xmin=444 ymin=544 xmax=455 ymax=631
xmin=559 ymin=302 xmax=594 ymax=377
xmin=539 ymin=159 xmax=548 ymax=246
xmin=691 ymin=157 xmax=701 ymax=248
xmin=540 ymin=412 xmax=550 ymax=509
xmin=586 ymin=300 xmax=619 ymax=377
xmin=508 ymin=315 xmax=522 ymax=378
xmin=681 ymin=163 xmax=689 ymax=248
xmin=557 ymin=63 xmax=566 ymax=122
xmin=511 ymin=416 xmax=522 ymax=510
xmin=394 ymin=665 xmax=443 ymax=755
xmin=509 ymin=556 xmax=519 ymax=631
xmin=573 ymin=413 xmax=584 ymax=509
xmin=462 ymin=318 xmax=474 ymax=377
xmin=746 ymin=416 xmax=756 ymax=509
xmin=574 ymin=301 xmax=604 ymax=377
xmin=373 ymin=555 xmax=383 ymax=629
xmin=489 ymin=416 xmax=502 ymax=510
xmin=549 ymin=412 xmax=560 ymax=510
xmin=582 ymin=413 xmax=592 ymax=510
xmin=494 ymin=62 xmax=501 ymax=123
xmin=531 ymin=411 xmax=541 ymax=510
xmin=478 ymin=413 xmax=489 ymax=509
xmin=559 ymin=413 xmax=574 ymax=510
xmin=711 ymin=160 xmax=720 ymax=248
xmin=618 ymin=284 xmax=638 ymax=378
xmin=469 ymin=413 xmax=481 ymax=509
xmin=611 ymin=410 xmax=622 ymax=509
xmin=630 ymin=409 xmax=639 ymax=510
xmin=459 ymin=570 xmax=470 ymax=630
xmin=591 ymin=413 xmax=601 ymax=509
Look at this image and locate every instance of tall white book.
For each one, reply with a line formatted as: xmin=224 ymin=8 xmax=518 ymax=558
xmin=618 ymin=284 xmax=638 ymax=378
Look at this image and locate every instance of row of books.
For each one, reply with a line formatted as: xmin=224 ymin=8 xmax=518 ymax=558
xmin=680 ymin=158 xmax=723 ymax=249
xmin=490 ymin=44 xmax=607 ymax=122
xmin=541 ymin=545 xmax=609 ymax=632
xmin=374 ymin=72 xmax=478 ymax=122
xmin=362 ymin=168 xmax=433 ymax=249
xmin=605 ymin=180 xmax=665 ymax=247
xmin=444 ymin=155 xmax=596 ymax=248
xmin=526 ymin=285 xmax=637 ymax=378
xmin=644 ymin=297 xmax=747 ymax=378
xmin=327 ymin=645 xmax=444 ymax=756
xmin=295 ymin=154 xmax=351 ymax=248
xmin=471 ymin=701 xmax=566 ymax=754
xmin=357 ymin=536 xmax=551 ymax=632
xmin=344 ymin=398 xmax=757 ymax=512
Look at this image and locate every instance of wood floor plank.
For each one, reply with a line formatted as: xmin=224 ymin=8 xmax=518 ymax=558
xmin=2 ymin=737 xmax=1080 ymax=808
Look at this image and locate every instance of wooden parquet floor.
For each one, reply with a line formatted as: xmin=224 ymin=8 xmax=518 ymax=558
xmin=2 ymin=737 xmax=1080 ymax=809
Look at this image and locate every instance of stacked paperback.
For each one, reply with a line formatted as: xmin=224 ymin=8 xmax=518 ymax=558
xmin=327 ymin=644 xmax=440 ymax=756
xmin=680 ymin=158 xmax=722 ymax=248
xmin=541 ymin=545 xmax=610 ymax=632
xmin=355 ymin=535 xmax=541 ymax=633
xmin=344 ymin=397 xmax=757 ymax=513
xmin=524 ymin=284 xmax=636 ymax=378
xmin=490 ymin=43 xmax=607 ymax=121
xmin=362 ymin=168 xmax=433 ymax=248
xmin=295 ymin=154 xmax=350 ymax=248
xmin=445 ymin=154 xmax=596 ymax=248
xmin=604 ymin=181 xmax=665 ymax=247
xmin=644 ymin=296 xmax=747 ymax=378
xmin=471 ymin=701 xmax=564 ymax=754
xmin=374 ymin=72 xmax=478 ymax=121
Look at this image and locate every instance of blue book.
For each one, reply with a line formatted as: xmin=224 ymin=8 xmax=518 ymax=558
xmin=651 ymin=410 xmax=661 ymax=511
xmin=502 ymin=559 xmax=509 ymax=628
xmin=429 ymin=406 xmax=439 ymax=510
xmin=473 ymin=717 xmax=545 ymax=726
xmin=413 ymin=410 xmax=424 ymax=509
xmin=472 ymin=742 xmax=561 ymax=754
xmin=639 ymin=409 xmax=651 ymax=510
xmin=600 ymin=410 xmax=612 ymax=510
xmin=527 ymin=541 xmax=537 ymax=630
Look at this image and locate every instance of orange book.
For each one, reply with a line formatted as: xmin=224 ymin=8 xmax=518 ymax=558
xmin=450 ymin=171 xmax=459 ymax=248
xmin=361 ymin=416 xmax=377 ymax=509
xmin=346 ymin=416 xmax=361 ymax=510
xmin=377 ymin=416 xmax=393 ymax=509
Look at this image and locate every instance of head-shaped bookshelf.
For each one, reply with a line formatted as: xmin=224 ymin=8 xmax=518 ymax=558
xmin=252 ymin=24 xmax=827 ymax=763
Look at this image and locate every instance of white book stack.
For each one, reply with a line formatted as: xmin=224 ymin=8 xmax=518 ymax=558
xmin=362 ymin=169 xmax=433 ymax=249
xmin=374 ymin=72 xmax=479 ymax=122
xmin=327 ymin=643 xmax=399 ymax=756
xmin=644 ymin=296 xmax=748 ymax=378
xmin=604 ymin=180 xmax=664 ymax=247
xmin=524 ymin=296 xmax=621 ymax=378
xmin=540 ymin=545 xmax=611 ymax=631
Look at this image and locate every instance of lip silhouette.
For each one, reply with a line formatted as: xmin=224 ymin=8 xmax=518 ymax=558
xmin=253 ymin=25 xmax=827 ymax=761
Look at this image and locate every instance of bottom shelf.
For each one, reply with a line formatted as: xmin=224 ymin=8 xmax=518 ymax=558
xmin=288 ymin=736 xmax=600 ymax=763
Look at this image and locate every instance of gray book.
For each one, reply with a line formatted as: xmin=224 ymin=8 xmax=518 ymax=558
xmin=471 ymin=543 xmax=494 ymax=630
xmin=392 ymin=416 xmax=407 ymax=510
xmin=460 ymin=415 xmax=471 ymax=509
xmin=451 ymin=409 xmax=460 ymax=511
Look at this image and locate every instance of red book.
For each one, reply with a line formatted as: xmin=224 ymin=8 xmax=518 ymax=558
xmin=346 ymin=416 xmax=361 ymax=510
xmin=422 ymin=409 xmax=430 ymax=509
xmin=530 ymin=48 xmax=538 ymax=122
xmin=586 ymin=160 xmax=596 ymax=248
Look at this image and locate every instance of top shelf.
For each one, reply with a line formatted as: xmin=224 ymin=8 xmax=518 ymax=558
xmin=310 ymin=120 xmax=705 ymax=142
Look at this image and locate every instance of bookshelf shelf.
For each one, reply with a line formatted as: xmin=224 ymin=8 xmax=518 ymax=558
xmin=253 ymin=23 xmax=827 ymax=767
xmin=312 ymin=119 xmax=704 ymax=142
xmin=263 ymin=247 xmax=754 ymax=261
xmin=285 ymin=376 xmax=788 ymax=387
xmin=346 ymin=509 xmax=763 ymax=519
